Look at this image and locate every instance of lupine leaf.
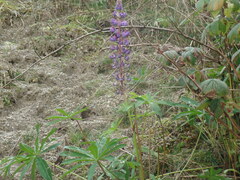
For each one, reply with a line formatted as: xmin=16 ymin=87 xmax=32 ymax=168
xmin=88 ymin=163 xmax=97 ymax=180
xmin=40 ymin=128 xmax=57 ymax=150
xmin=56 ymin=108 xmax=69 ymax=116
xmin=36 ymin=157 xmax=52 ymax=180
xmin=42 ymin=143 xmax=61 ymax=153
xmin=19 ymin=143 xmax=35 ymax=155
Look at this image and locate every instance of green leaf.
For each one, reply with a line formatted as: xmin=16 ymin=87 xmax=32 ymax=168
xmin=88 ymin=163 xmax=97 ymax=180
xmin=56 ymin=108 xmax=69 ymax=116
xmin=70 ymin=107 xmax=88 ymax=117
xmin=42 ymin=143 xmax=61 ymax=153
xmin=101 ymin=144 xmax=125 ymax=159
xmin=36 ymin=157 xmax=52 ymax=180
xmin=174 ymin=110 xmax=203 ymax=119
xmin=231 ymin=0 xmax=240 ymax=11
xmin=209 ymin=98 xmax=224 ymax=118
xmin=196 ymin=0 xmax=206 ymax=10
xmin=208 ymin=0 xmax=224 ymax=11
xmin=40 ymin=128 xmax=57 ymax=150
xmin=19 ymin=161 xmax=32 ymax=180
xmin=64 ymin=146 xmax=92 ymax=156
xmin=13 ymin=160 xmax=30 ymax=178
xmin=19 ymin=143 xmax=35 ymax=155
xmin=31 ymin=158 xmax=37 ymax=180
xmin=34 ymin=124 xmax=40 ymax=152
xmin=60 ymin=150 xmax=91 ymax=159
xmin=227 ymin=23 xmax=240 ymax=43
xmin=149 ymin=102 xmax=162 ymax=116
xmin=197 ymin=99 xmax=211 ymax=110
xmin=88 ymin=143 xmax=99 ymax=159
xmin=61 ymin=158 xmax=93 ymax=165
xmin=180 ymin=96 xmax=200 ymax=107
xmin=232 ymin=49 xmax=240 ymax=64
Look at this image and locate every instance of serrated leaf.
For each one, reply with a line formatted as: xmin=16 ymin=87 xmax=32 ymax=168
xmin=36 ymin=157 xmax=52 ymax=180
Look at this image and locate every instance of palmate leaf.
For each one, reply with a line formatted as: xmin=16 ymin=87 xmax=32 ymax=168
xmin=36 ymin=157 xmax=52 ymax=180
xmin=99 ymin=138 xmax=125 ymax=156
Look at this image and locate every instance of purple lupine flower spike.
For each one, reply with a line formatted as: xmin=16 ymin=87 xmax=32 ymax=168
xmin=109 ymin=0 xmax=130 ymax=94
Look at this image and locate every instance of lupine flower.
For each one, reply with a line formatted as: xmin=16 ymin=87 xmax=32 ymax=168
xmin=109 ymin=0 xmax=130 ymax=94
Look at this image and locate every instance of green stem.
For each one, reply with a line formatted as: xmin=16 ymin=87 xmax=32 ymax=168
xmin=128 ymin=107 xmax=145 ymax=180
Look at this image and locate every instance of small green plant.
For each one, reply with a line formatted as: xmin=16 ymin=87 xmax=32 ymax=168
xmin=0 ymin=124 xmax=60 ymax=180
xmin=198 ymin=168 xmax=229 ymax=180
xmin=47 ymin=107 xmax=88 ymax=140
xmin=60 ymin=137 xmax=128 ymax=179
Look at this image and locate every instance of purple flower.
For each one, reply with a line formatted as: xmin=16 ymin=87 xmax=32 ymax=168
xmin=122 ymin=31 xmax=130 ymax=38
xmin=110 ymin=45 xmax=118 ymax=50
xmin=120 ymin=20 xmax=128 ymax=26
xmin=110 ymin=18 xmax=118 ymax=26
xmin=115 ymin=2 xmax=123 ymax=10
xmin=109 ymin=0 xmax=130 ymax=95
xmin=110 ymin=54 xmax=117 ymax=59
xmin=120 ymin=12 xmax=127 ymax=18
xmin=113 ymin=11 xmax=118 ymax=17
xmin=123 ymin=39 xmax=130 ymax=46
xmin=116 ymin=31 xmax=121 ymax=38
xmin=110 ymin=27 xmax=116 ymax=33
xmin=123 ymin=49 xmax=130 ymax=55
xmin=110 ymin=35 xmax=117 ymax=42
